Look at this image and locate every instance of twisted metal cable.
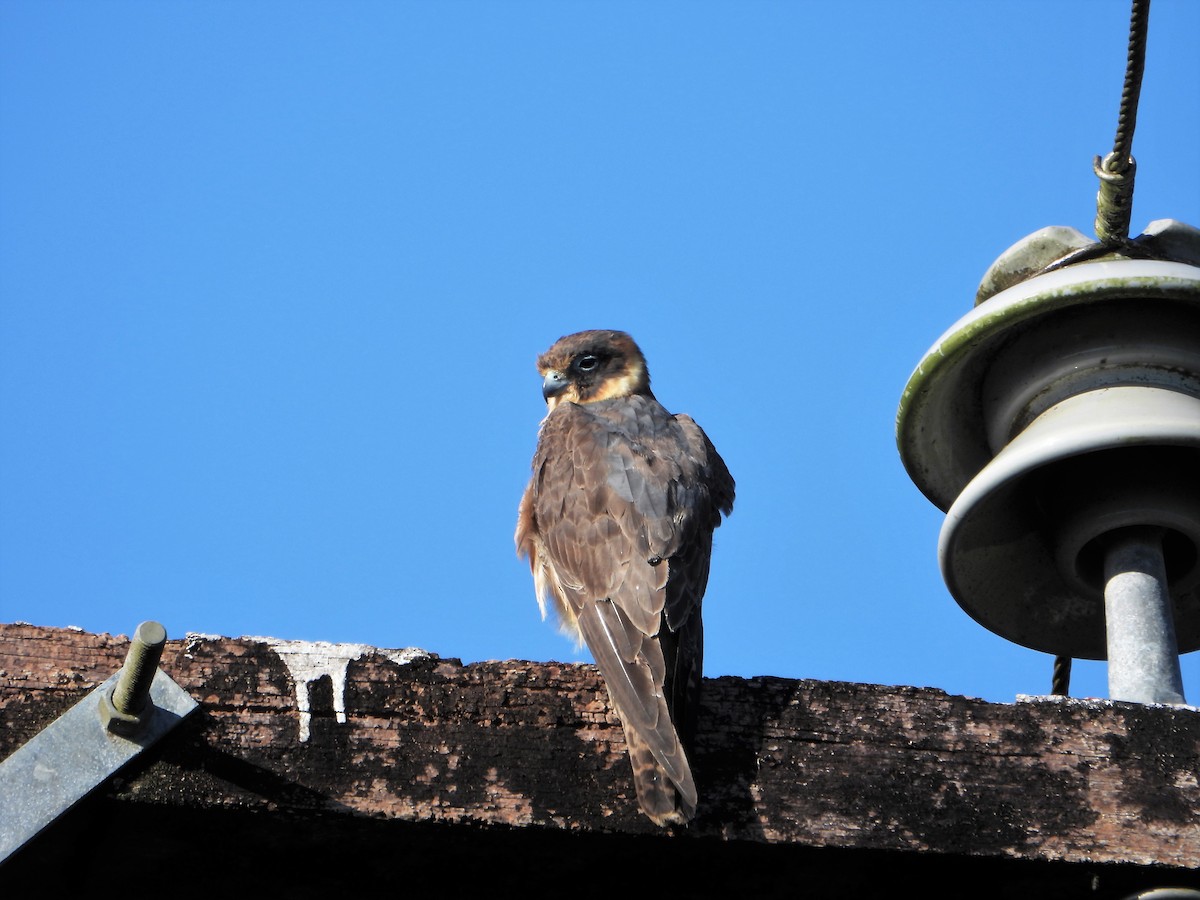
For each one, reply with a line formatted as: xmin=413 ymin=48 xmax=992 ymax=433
xmin=1108 ymin=0 xmax=1151 ymax=174
xmin=1051 ymin=655 xmax=1072 ymax=697
xmin=1094 ymin=0 xmax=1151 ymax=244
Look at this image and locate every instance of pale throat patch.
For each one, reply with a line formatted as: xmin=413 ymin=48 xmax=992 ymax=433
xmin=544 ymin=392 xmax=571 ymax=413
xmin=590 ymin=366 xmax=646 ymax=401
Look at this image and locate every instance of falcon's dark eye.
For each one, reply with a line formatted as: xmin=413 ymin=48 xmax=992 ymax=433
xmin=576 ymin=354 xmax=599 ymax=372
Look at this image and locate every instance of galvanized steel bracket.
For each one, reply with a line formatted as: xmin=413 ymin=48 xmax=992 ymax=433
xmin=0 ymin=664 xmax=198 ymax=862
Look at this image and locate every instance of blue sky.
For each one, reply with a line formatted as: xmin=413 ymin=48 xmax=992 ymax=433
xmin=2 ymin=1 xmax=1197 ymax=705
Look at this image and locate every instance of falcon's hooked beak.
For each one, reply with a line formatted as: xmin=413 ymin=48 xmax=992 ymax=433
xmin=542 ymin=370 xmax=570 ymax=402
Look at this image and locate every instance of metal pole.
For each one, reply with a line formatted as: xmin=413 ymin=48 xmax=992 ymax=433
xmin=1104 ymin=527 xmax=1186 ymax=704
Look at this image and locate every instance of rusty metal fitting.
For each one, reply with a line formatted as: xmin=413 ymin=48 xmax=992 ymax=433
xmin=98 ymin=621 xmax=167 ymax=735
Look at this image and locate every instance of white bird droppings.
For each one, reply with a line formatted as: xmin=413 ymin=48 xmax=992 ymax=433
xmin=255 ymin=638 xmax=431 ymax=742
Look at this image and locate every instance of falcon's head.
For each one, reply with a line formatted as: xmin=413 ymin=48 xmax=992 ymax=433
xmin=535 ymin=330 xmax=653 ymax=411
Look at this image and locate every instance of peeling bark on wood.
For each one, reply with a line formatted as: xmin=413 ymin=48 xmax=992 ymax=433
xmin=1 ymin=623 xmax=1198 ymax=895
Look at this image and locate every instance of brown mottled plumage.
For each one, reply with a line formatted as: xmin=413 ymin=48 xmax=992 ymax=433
xmin=515 ymin=330 xmax=734 ymax=825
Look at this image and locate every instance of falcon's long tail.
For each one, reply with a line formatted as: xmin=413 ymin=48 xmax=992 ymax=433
xmin=622 ymin=722 xmax=696 ymax=825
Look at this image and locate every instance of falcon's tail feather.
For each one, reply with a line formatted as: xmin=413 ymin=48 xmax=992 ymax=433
xmin=579 ymin=601 xmax=697 ymax=821
xmin=623 ymin=722 xmax=696 ymax=825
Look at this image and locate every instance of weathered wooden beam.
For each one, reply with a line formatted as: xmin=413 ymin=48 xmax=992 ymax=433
xmin=2 ymin=622 xmax=1198 ymax=893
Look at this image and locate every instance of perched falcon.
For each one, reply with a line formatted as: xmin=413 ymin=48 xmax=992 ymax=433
xmin=515 ymin=329 xmax=734 ymax=825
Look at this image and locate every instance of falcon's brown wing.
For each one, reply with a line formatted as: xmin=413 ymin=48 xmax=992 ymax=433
xmin=516 ymin=394 xmax=733 ymax=823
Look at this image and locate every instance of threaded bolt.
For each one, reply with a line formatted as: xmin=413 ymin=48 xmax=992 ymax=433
xmin=111 ymin=621 xmax=168 ymax=717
